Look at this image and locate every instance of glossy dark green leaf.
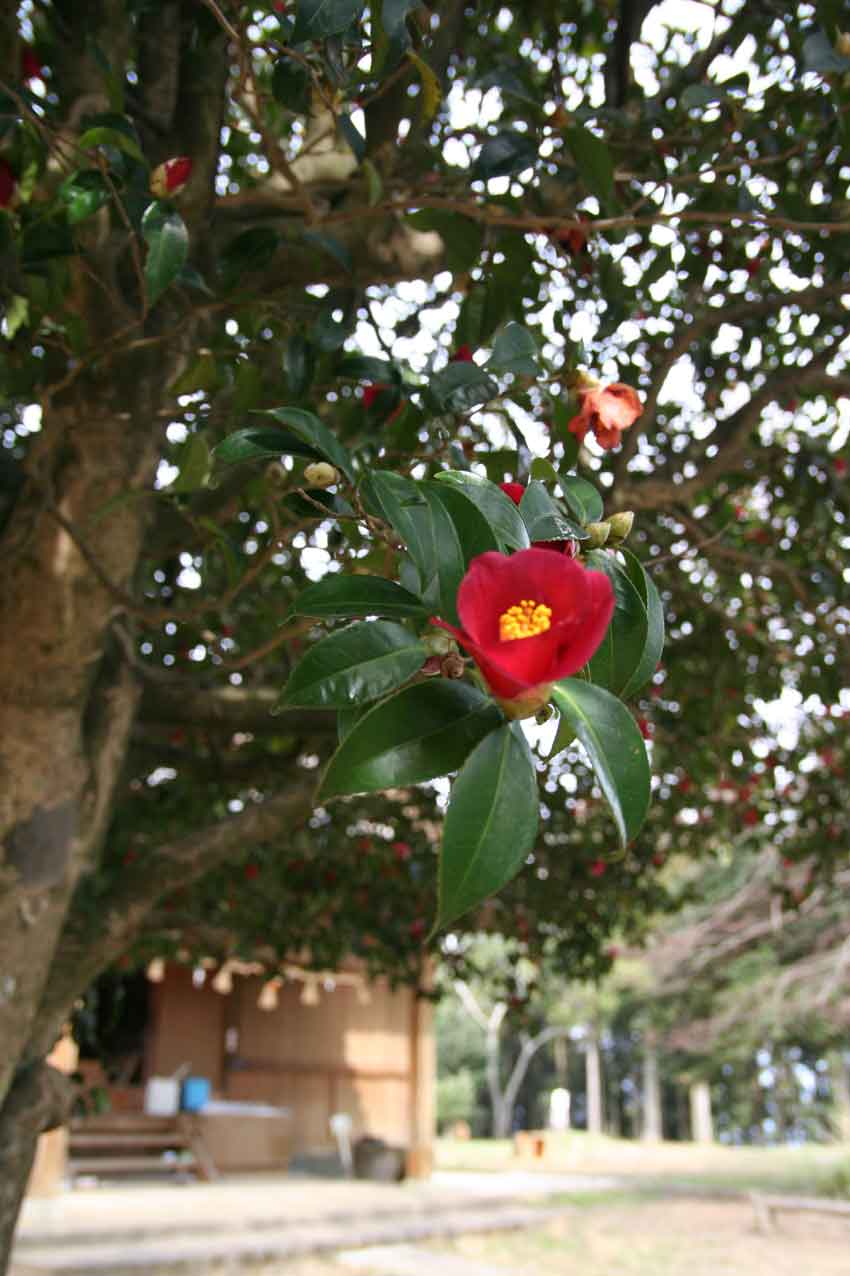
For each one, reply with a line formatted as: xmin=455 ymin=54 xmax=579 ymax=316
xmin=213 ymin=426 xmax=322 ymax=464
xmin=519 ymin=480 xmax=585 ymax=543
xmin=258 ymin=407 xmax=356 ymax=481
xmin=302 ymin=229 xmax=353 ymax=273
xmin=551 ymin=679 xmax=651 ymax=847
xmin=381 ymin=0 xmax=423 ymax=53
xmin=78 ymin=125 xmax=144 ymax=163
xmin=59 ymin=169 xmax=111 ymax=224
xmin=272 ymin=58 xmax=312 ymax=113
xmin=292 ymin=0 xmax=362 ymax=41
xmin=560 ymin=474 xmax=604 ymax=525
xmin=563 ymin=123 xmax=615 ymax=209
xmin=292 ymin=574 xmax=428 ymax=620
xmin=141 ymin=204 xmax=188 ymax=306
xmin=585 ymin=550 xmax=648 ymax=696
xmin=405 ymin=210 xmax=484 ymax=273
xmin=319 ymin=680 xmax=503 ymax=799
xmin=312 ymin=289 xmax=356 ymax=350
xmin=282 ymin=620 xmax=426 ymax=708
xmin=803 ymin=28 xmax=850 ymax=75
xmin=488 ymin=322 xmax=539 ymax=375
xmin=435 ymin=722 xmax=538 ymax=931
xmin=361 ymin=472 xmax=473 ymax=623
xmin=619 ymin=549 xmax=665 ymax=698
xmin=428 ymin=361 xmax=499 ymax=414
xmin=474 ymin=130 xmax=539 ymax=179
xmin=433 ymin=470 xmax=530 ymax=552
xmin=283 ymin=488 xmax=353 ymax=518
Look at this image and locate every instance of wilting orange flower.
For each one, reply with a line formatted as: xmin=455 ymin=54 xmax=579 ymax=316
xmin=568 ymin=383 xmax=643 ymax=451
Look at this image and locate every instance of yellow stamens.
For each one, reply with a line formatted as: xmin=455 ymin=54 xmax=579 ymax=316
xmin=499 ymin=598 xmax=552 ymax=642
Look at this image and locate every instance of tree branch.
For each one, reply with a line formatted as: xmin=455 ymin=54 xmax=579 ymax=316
xmin=138 ymin=684 xmax=336 ymax=735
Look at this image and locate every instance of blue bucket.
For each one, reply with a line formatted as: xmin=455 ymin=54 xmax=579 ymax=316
xmin=181 ymin=1076 xmax=211 ymax=1112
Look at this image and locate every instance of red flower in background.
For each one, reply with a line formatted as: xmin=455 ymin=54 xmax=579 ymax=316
xmin=0 ymin=159 xmax=16 ymax=209
xmin=499 ymin=482 xmax=577 ymax=557
xmin=589 ymin=860 xmax=606 ymax=878
xmin=449 ymin=344 xmax=474 ymax=363
xmin=835 ymin=457 xmax=848 ymax=478
xmin=21 ymin=47 xmax=42 ymax=82
xmin=363 ymin=382 xmax=403 ymax=423
xmin=568 ymin=383 xmax=643 ymax=451
xmin=432 ymin=547 xmax=613 ymax=715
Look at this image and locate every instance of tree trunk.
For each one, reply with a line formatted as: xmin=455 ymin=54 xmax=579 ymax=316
xmin=586 ymin=1031 xmax=604 ymax=1135
xmin=641 ymin=1032 xmax=663 ymax=1141
xmin=0 ymin=1063 xmax=69 ymax=1272
xmin=689 ymin=1080 xmax=713 ymax=1144
xmin=828 ymin=1049 xmax=850 ymax=1142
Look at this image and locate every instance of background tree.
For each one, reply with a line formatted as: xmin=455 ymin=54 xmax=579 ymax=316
xmin=1 ymin=1 xmax=849 ymax=1267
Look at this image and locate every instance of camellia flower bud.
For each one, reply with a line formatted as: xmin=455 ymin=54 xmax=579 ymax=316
xmin=584 ymin=521 xmax=611 ymax=548
xmin=440 ymin=651 xmax=466 ymax=680
xmin=150 ymin=156 xmax=193 ymax=198
xmin=303 ymin=461 xmax=338 ymax=488
xmin=606 ymin=510 xmax=634 ymax=544
xmin=423 ymin=630 xmax=455 ymax=657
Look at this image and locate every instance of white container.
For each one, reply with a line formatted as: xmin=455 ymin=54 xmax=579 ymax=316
xmin=144 ymin=1076 xmax=180 ymax=1116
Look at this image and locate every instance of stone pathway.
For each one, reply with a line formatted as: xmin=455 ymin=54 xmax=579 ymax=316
xmin=338 ymin=1242 xmax=505 ymax=1276
xmin=13 ymin=1171 xmax=623 ymax=1275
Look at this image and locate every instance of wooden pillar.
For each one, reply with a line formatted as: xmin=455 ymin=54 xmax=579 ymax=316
xmin=27 ymin=1026 xmax=78 ymax=1197
xmin=586 ymin=1031 xmax=604 ymax=1135
xmin=689 ymin=1080 xmax=714 ymax=1144
xmin=641 ymin=1031 xmax=662 ymax=1142
xmin=406 ymin=965 xmax=435 ymax=1178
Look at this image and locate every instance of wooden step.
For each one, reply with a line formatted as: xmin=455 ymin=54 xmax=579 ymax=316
xmin=70 ymin=1115 xmax=181 ymax=1133
xmin=70 ymin=1131 xmax=192 ymax=1150
xmin=69 ymin=1155 xmax=198 ymax=1176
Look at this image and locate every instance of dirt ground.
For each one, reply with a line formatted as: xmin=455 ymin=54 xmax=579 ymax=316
xmin=429 ymin=1195 xmax=850 ymax=1276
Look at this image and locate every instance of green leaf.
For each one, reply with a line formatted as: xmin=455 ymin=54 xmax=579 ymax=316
xmin=337 ymin=705 xmax=365 ymax=742
xmin=519 ymin=480 xmax=586 ymax=543
xmin=219 ymin=226 xmax=280 ymax=286
xmin=406 ymin=49 xmax=442 ymax=122
xmin=166 ymin=433 xmax=212 ymax=493
xmin=488 ymin=322 xmax=539 ymax=375
xmin=405 ymin=210 xmax=484 ymax=273
xmin=585 ymin=550 xmax=648 ymax=697
xmin=433 ymin=470 xmax=530 ymax=552
xmin=528 ymin=457 xmax=561 ymax=486
xmin=3 ymin=294 xmax=28 ymax=339
xmin=360 ymin=471 xmax=468 ymax=622
xmin=283 ymin=488 xmax=353 ymax=518
xmin=293 ymin=574 xmax=428 ymax=620
xmin=474 ymin=130 xmax=539 ymax=179
xmin=435 ymin=722 xmax=538 ymax=931
xmin=337 ymin=354 xmax=401 ymax=383
xmin=428 ymin=361 xmax=499 ymax=413
xmin=302 ymin=229 xmax=353 ymax=273
xmin=284 ymin=332 xmax=315 ymax=398
xmin=551 ymin=679 xmax=651 ymax=848
xmin=213 ymin=426 xmax=322 ymax=465
xmin=619 ymin=549 xmax=665 ymax=698
xmin=78 ymin=125 xmax=144 ymax=163
xmin=141 ymin=204 xmax=189 ymax=307
xmin=381 ymin=0 xmax=423 ymax=54
xmin=560 ymin=474 xmax=604 ymax=525
xmin=363 ymin=157 xmax=383 ymax=205
xmin=338 ymin=112 xmax=366 ymax=163
xmin=59 ymin=169 xmax=111 ymax=224
xmin=272 ymin=58 xmax=312 ymax=113
xmin=803 ymin=28 xmax=850 ymax=75
xmin=312 ymin=289 xmax=356 ymax=350
xmin=292 ymin=0 xmax=362 ymax=41
xmin=319 ymin=680 xmax=503 ymax=799
xmin=282 ymin=620 xmax=426 ymax=708
xmin=257 ymin=407 xmax=356 ymax=482
xmin=563 ymin=123 xmax=615 ymax=209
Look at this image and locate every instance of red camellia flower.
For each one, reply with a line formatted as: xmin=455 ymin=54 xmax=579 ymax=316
xmin=432 ymin=547 xmax=614 ymax=716
xmin=568 ymin=383 xmax=643 ymax=451
xmin=362 ymin=382 xmax=403 ymax=423
xmin=449 ymin=344 xmax=474 ymax=362
xmin=835 ymin=457 xmax=848 ymax=478
xmin=499 ymin=482 xmax=577 ymax=557
xmin=0 ymin=159 xmax=16 ymax=209
xmin=589 ymin=859 xmax=606 ymax=877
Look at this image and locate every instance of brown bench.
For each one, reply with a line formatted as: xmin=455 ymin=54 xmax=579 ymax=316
xmin=750 ymin=1191 xmax=850 ymax=1233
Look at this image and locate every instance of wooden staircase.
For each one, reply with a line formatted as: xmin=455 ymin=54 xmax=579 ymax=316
xmin=68 ymin=1113 xmax=217 ymax=1182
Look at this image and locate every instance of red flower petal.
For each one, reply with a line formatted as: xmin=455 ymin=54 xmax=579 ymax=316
xmin=499 ymin=482 xmax=525 ymax=506
xmin=449 ymin=344 xmax=474 ymax=362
